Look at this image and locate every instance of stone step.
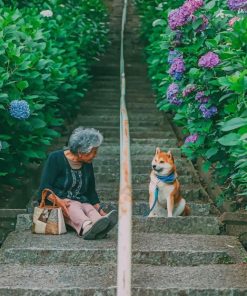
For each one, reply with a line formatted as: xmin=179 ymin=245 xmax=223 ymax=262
xmin=92 ymin=65 xmax=149 ymax=75
xmin=80 ymin=103 xmax=157 ymax=112
xmin=94 ymin=75 xmax=149 ymax=81
xmin=97 ymin=184 xmax=209 ymax=202
xmin=78 ymin=109 xmax=164 ymax=117
xmin=70 ymin=124 xmax=169 ymax=133
xmin=94 ymin=172 xmax=200 ymax=185
xmin=55 ymin=133 xmax=177 ymax=146
xmin=56 ymin=135 xmax=177 ymax=147
xmin=1 ymin=263 xmax=246 ymax=295
xmin=99 ymin=200 xmax=212 ymax=216
xmin=132 ymin=215 xmax=221 ymax=235
xmin=93 ymin=159 xmax=195 ymax=175
xmin=80 ymin=96 xmax=156 ymax=104
xmin=1 ymin=231 xmax=244 ymax=266
xmin=76 ymin=115 xmax=165 ymax=128
xmin=15 ymin=214 xmax=219 ymax=235
xmin=96 ymin=146 xmax=181 ymax=157
xmin=74 ymin=114 xmax=164 ymax=122
xmin=89 ymin=88 xmax=153 ymax=96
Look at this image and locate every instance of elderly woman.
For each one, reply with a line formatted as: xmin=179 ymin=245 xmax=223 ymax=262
xmin=38 ymin=127 xmax=117 ymax=240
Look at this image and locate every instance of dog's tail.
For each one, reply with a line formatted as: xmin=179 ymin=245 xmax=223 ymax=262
xmin=183 ymin=204 xmax=191 ymax=216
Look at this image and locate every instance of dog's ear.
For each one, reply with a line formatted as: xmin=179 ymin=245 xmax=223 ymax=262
xmin=167 ymin=150 xmax=174 ymax=162
xmin=155 ymin=147 xmax=161 ymax=155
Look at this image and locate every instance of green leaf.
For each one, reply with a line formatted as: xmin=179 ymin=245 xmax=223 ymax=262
xmin=205 ymin=0 xmax=216 ymax=9
xmin=202 ymin=161 xmax=211 ymax=172
xmin=205 ymin=147 xmax=218 ymax=159
xmin=16 ymin=80 xmax=29 ymax=91
xmin=22 ymin=150 xmax=41 ymax=158
xmin=30 ymin=118 xmax=47 ymax=129
xmin=218 ymin=133 xmax=241 ymax=146
xmin=152 ymin=19 xmax=166 ymax=27
xmin=0 ymin=172 xmax=8 ymax=176
xmin=221 ymin=118 xmax=247 ymax=131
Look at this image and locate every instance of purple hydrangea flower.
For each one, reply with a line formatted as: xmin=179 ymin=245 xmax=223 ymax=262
xmin=168 ymin=0 xmax=204 ymax=30
xmin=195 ymin=91 xmax=209 ymax=103
xmin=168 ymin=97 xmax=183 ymax=105
xmin=183 ymin=0 xmax=204 ymax=13
xmin=9 ymin=100 xmax=30 ymax=120
xmin=199 ymin=104 xmax=218 ymax=118
xmin=185 ymin=133 xmax=198 ymax=143
xmin=182 ymin=84 xmax=196 ymax=97
xmin=168 ymin=6 xmax=192 ymax=30
xmin=227 ymin=0 xmax=247 ymax=11
xmin=198 ymin=52 xmax=220 ymax=68
xmin=169 ymin=57 xmax=185 ymax=80
xmin=167 ymin=83 xmax=179 ymax=99
xmin=168 ymin=50 xmax=183 ymax=65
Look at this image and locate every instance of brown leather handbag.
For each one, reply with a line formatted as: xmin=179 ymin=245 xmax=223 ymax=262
xmin=32 ymin=188 xmax=67 ymax=235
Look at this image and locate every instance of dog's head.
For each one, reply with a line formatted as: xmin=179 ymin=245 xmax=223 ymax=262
xmin=151 ymin=147 xmax=176 ymax=176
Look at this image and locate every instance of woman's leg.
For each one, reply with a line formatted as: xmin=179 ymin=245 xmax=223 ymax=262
xmin=81 ymin=203 xmax=102 ymax=223
xmin=64 ymin=199 xmax=91 ymax=235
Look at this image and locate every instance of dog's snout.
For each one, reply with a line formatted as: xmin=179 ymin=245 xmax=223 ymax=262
xmin=152 ymin=165 xmax=156 ymax=169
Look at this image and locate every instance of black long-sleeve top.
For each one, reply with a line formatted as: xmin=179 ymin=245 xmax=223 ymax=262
xmin=38 ymin=150 xmax=100 ymax=205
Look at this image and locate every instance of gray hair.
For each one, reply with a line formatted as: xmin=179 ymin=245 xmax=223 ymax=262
xmin=68 ymin=127 xmax=103 ymax=154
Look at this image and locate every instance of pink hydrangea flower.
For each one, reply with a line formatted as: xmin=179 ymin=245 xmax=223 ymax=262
xmin=229 ymin=17 xmax=241 ymax=26
xmin=182 ymin=85 xmax=196 ymax=97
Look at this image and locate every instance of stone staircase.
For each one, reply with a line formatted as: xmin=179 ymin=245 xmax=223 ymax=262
xmin=0 ymin=0 xmax=247 ymax=295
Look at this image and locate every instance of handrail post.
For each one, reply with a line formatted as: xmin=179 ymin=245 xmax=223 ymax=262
xmin=117 ymin=0 xmax=132 ymax=295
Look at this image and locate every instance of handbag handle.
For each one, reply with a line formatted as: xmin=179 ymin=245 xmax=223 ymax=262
xmin=40 ymin=188 xmax=58 ymax=208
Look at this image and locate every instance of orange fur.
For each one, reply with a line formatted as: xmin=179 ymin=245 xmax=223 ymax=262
xmin=149 ymin=148 xmax=190 ymax=217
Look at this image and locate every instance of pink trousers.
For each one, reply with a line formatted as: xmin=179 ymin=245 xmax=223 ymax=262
xmin=64 ymin=199 xmax=102 ymax=235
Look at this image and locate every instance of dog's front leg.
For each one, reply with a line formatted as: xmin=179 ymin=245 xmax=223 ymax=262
xmin=167 ymin=194 xmax=174 ymax=218
xmin=148 ymin=191 xmax=154 ymax=217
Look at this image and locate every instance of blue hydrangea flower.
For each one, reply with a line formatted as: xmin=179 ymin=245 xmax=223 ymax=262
xmin=199 ymin=104 xmax=217 ymax=119
xmin=9 ymin=100 xmax=30 ymax=120
xmin=167 ymin=83 xmax=179 ymax=99
xmin=173 ymin=72 xmax=183 ymax=81
xmin=168 ymin=97 xmax=183 ymax=106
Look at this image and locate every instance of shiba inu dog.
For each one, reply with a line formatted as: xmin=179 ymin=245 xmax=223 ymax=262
xmin=148 ymin=147 xmax=190 ymax=218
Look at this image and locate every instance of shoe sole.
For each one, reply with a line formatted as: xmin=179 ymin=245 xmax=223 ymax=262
xmin=96 ymin=210 xmax=118 ymax=239
xmin=82 ymin=217 xmax=110 ymax=240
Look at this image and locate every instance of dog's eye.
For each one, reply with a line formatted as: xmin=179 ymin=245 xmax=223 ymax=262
xmin=160 ymin=161 xmax=164 ymax=163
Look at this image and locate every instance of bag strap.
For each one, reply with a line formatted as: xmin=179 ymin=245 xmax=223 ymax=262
xmin=40 ymin=188 xmax=58 ymax=208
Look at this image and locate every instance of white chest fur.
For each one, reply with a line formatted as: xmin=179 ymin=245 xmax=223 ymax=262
xmin=149 ymin=173 xmax=175 ymax=207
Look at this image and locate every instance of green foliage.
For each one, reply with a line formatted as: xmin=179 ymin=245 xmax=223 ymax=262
xmin=0 ymin=0 xmax=109 ymax=184
xmin=135 ymin=0 xmax=247 ymax=202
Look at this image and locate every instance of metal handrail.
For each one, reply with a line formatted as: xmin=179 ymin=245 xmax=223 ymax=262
xmin=117 ymin=0 xmax=132 ymax=295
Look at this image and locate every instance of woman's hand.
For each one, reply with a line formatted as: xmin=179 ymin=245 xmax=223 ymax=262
xmin=48 ymin=194 xmax=70 ymax=218
xmin=94 ymin=203 xmax=107 ymax=216
xmin=56 ymin=199 xmax=71 ymax=218
xmin=99 ymin=209 xmax=107 ymax=216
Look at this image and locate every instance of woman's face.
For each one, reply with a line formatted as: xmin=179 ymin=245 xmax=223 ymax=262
xmin=77 ymin=147 xmax=98 ymax=163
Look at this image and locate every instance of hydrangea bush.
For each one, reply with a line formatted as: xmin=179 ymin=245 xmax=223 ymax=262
xmin=0 ymin=0 xmax=108 ymax=184
xmin=135 ymin=0 xmax=247 ymax=204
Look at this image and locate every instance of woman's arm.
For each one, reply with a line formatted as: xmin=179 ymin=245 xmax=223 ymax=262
xmin=47 ymin=194 xmax=70 ymax=218
xmin=84 ymin=163 xmax=100 ymax=205
xmin=38 ymin=152 xmax=60 ymax=197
